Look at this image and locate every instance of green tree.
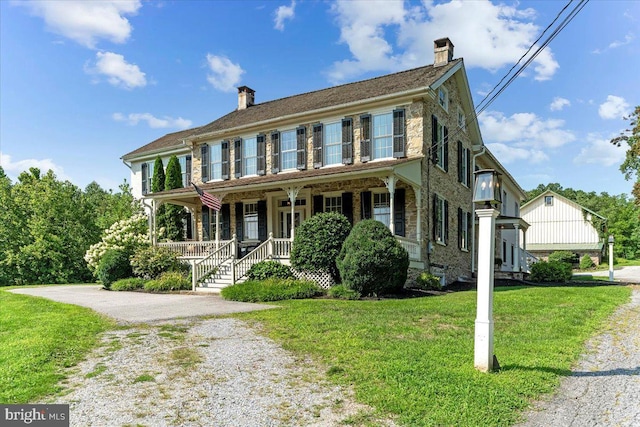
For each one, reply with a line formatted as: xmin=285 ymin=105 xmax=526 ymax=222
xmin=164 ymin=155 xmax=185 ymax=241
xmin=83 ymin=180 xmax=136 ymax=231
xmin=612 ymin=105 xmax=640 ymax=200
xmin=152 ymin=156 xmax=167 ymax=237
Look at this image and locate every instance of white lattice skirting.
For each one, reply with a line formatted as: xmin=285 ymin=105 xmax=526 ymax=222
xmin=292 ymin=269 xmax=336 ymax=289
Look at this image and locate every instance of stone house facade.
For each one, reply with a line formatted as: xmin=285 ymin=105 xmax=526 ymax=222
xmin=122 ymin=38 xmax=524 ymax=285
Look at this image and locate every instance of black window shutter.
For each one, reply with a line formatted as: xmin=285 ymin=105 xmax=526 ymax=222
xmin=257 ymin=200 xmax=267 ymax=241
xmin=201 ymin=144 xmax=209 ymax=182
xmin=296 ymin=126 xmax=307 ymax=170
xmin=271 ymin=131 xmax=280 ymax=174
xmin=221 ymin=140 xmax=230 ymax=180
xmin=235 ymin=202 xmax=243 ymax=241
xmin=257 ymin=134 xmax=266 ymax=176
xmin=458 ymin=207 xmax=463 ymax=249
xmin=185 ymin=155 xmax=192 ymax=187
xmin=361 ymin=191 xmax=372 ymax=219
xmin=444 ymin=199 xmax=449 ymax=244
xmin=433 ymin=194 xmax=438 ymax=240
xmin=342 ymin=192 xmax=353 ymax=224
xmin=234 ymin=138 xmax=242 ymax=178
xmin=360 ymin=114 xmax=371 ymax=162
xmin=141 ymin=163 xmax=148 ymax=195
xmin=393 ymin=188 xmax=405 ymax=237
xmin=457 ymin=141 xmax=463 ymax=183
xmin=202 ymin=206 xmax=210 ymax=241
xmin=467 ymin=212 xmax=473 ymax=246
xmin=313 ymin=195 xmax=323 ymax=215
xmin=342 ymin=118 xmax=353 ymax=164
xmin=466 ymin=148 xmax=472 ymax=187
xmin=393 ymin=108 xmax=406 ymax=158
xmin=443 ymin=126 xmax=449 ymax=172
xmin=313 ymin=123 xmax=323 ymax=169
xmin=431 ymin=115 xmax=438 ymax=164
xmin=221 ymin=203 xmax=231 ymax=240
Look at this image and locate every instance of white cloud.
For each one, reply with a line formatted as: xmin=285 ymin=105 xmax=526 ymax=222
xmin=485 ymin=142 xmax=548 ymax=164
xmin=327 ymin=0 xmax=559 ymax=83
xmin=593 ymin=33 xmax=634 ymax=54
xmin=574 ymin=133 xmax=626 ymax=167
xmin=113 ymin=113 xmax=192 ymax=129
xmin=550 ymin=97 xmax=570 ymax=111
xmin=15 ymin=0 xmax=141 ymax=49
xmin=479 ymin=111 xmax=576 ymax=149
xmin=274 ymin=1 xmax=296 ymax=31
xmin=206 ymin=54 xmax=244 ymax=92
xmin=0 ymin=152 xmax=71 ymax=182
xmin=598 ymin=95 xmax=630 ymax=120
xmin=86 ymin=51 xmax=147 ymax=89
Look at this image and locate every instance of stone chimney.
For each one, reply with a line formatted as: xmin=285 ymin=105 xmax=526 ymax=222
xmin=434 ymin=38 xmax=454 ymax=67
xmin=237 ymin=86 xmax=255 ymax=110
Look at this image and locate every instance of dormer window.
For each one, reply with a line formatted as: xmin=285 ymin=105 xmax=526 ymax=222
xmin=438 ymin=86 xmax=449 ymax=112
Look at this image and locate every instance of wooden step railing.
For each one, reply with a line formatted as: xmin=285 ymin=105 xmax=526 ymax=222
xmin=190 ymin=236 xmax=236 ymax=290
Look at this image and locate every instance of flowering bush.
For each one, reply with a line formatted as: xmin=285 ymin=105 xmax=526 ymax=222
xmin=84 ymin=213 xmax=149 ymax=273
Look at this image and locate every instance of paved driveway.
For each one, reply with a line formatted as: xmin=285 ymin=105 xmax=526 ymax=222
xmin=9 ymin=285 xmax=276 ymax=323
xmin=576 ymin=265 xmax=640 ymax=283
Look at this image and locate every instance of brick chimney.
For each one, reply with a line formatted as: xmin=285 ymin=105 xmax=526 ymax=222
xmin=237 ymin=86 xmax=255 ymax=110
xmin=434 ymin=38 xmax=454 ymax=67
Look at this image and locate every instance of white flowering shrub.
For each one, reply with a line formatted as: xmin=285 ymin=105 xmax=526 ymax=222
xmin=84 ymin=213 xmax=149 ymax=273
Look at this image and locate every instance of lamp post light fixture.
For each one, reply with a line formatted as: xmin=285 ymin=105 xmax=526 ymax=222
xmin=609 ymin=235 xmax=615 ymax=282
xmin=473 ymin=169 xmax=502 ymax=372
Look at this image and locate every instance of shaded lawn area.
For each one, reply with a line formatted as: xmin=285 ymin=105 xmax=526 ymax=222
xmin=235 ymin=285 xmax=631 ymax=427
xmin=0 ymin=289 xmax=115 ymax=403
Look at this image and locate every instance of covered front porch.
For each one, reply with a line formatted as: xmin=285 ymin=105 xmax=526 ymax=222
xmin=147 ymin=158 xmax=425 ymax=291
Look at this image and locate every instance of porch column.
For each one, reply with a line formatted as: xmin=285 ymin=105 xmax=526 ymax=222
xmin=151 ymin=200 xmax=157 ymax=246
xmin=522 ymin=229 xmax=528 ymax=271
xmin=213 ymin=194 xmax=225 ymax=249
xmin=382 ymin=176 xmax=396 ymax=235
xmin=513 ymin=224 xmax=521 ymax=272
xmin=283 ymin=186 xmax=303 ymax=240
xmin=412 ymin=185 xmax=422 ymax=242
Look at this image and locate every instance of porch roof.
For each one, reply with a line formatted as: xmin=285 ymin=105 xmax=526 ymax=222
xmin=148 ymin=157 xmax=422 ymax=202
xmin=496 ymin=215 xmax=530 ymax=231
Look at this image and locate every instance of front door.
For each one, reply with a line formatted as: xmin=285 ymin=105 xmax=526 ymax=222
xmin=277 ymin=198 xmax=306 ymax=238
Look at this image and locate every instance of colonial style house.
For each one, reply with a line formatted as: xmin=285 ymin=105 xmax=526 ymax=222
xmin=122 ymin=38 xmax=527 ymax=290
xmin=521 ymin=190 xmax=606 ymax=265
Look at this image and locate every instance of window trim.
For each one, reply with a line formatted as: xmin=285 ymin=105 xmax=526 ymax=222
xmin=438 ymin=86 xmax=449 ymax=112
xmin=279 ymin=129 xmax=297 ymax=171
xmin=544 ymin=195 xmax=554 ymax=206
xmin=434 ymin=194 xmax=448 ymax=245
xmin=457 ymin=106 xmax=466 ymax=131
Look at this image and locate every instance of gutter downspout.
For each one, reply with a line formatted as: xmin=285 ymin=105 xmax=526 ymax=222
xmin=471 ymin=145 xmax=486 ymax=274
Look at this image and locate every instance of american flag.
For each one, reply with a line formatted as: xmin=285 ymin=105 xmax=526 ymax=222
xmin=192 ymin=182 xmax=221 ymax=211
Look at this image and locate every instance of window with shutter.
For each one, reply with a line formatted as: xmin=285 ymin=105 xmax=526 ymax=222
xmin=434 ymin=194 xmax=447 ymax=244
xmin=141 ymin=162 xmax=149 ymax=195
xmin=279 ymin=129 xmax=297 ymax=171
xmin=458 ymin=208 xmax=470 ymax=250
xmin=360 ymin=114 xmax=371 ymax=162
xmin=221 ymin=140 xmax=230 ymax=180
xmin=393 ymin=188 xmax=405 ymax=237
xmin=432 ymin=115 xmax=447 ymax=171
xmin=372 ymin=112 xmax=392 ymax=159
xmin=271 ymin=131 xmax=280 ymax=174
xmin=221 ymin=204 xmax=231 ymax=240
xmin=296 ymin=126 xmax=307 ymax=170
xmin=201 ymin=144 xmax=209 ymax=182
xmin=392 ymin=108 xmax=406 ymax=158
xmin=313 ymin=123 xmax=324 ymax=168
xmin=243 ymin=137 xmax=258 ymax=176
xmin=185 ymin=155 xmax=191 ymax=187
xmin=342 ymin=118 xmax=353 ymax=164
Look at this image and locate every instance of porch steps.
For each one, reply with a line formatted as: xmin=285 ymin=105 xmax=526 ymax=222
xmin=196 ymin=260 xmax=239 ymax=293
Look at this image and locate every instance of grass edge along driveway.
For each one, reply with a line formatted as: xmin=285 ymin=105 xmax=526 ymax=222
xmin=0 ymin=289 xmax=115 ymax=404
xmin=235 ymin=285 xmax=631 ymax=427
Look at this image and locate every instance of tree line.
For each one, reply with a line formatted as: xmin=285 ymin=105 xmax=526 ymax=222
xmin=0 ymin=167 xmax=136 ymax=286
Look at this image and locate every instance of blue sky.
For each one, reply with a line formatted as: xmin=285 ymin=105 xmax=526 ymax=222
xmin=1 ymin=0 xmax=638 ymax=197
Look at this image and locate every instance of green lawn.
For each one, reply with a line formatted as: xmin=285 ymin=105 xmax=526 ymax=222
xmin=235 ymin=285 xmax=631 ymax=427
xmin=0 ymin=289 xmax=114 ymax=403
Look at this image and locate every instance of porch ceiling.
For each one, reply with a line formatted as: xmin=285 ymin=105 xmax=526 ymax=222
xmin=495 ymin=215 xmax=530 ymax=231
xmin=148 ymin=157 xmax=423 ymax=203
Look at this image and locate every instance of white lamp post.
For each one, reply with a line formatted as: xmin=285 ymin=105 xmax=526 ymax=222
xmin=473 ymin=169 xmax=502 ymax=372
xmin=608 ymin=235 xmax=614 ymax=282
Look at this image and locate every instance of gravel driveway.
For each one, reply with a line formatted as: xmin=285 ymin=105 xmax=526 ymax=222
xmin=515 ymin=286 xmax=640 ymax=427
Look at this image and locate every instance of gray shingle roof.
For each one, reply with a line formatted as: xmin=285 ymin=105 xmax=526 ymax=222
xmin=122 ymin=60 xmax=461 ymax=160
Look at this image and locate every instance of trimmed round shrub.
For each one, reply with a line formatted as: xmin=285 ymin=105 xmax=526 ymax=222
xmin=247 ymin=260 xmax=294 ymax=281
xmin=130 ymin=245 xmax=188 ymax=279
xmin=96 ymin=249 xmax=133 ymax=290
xmin=327 ymin=284 xmax=361 ymax=300
xmin=290 ymin=212 xmax=352 ymax=281
xmin=579 ymin=254 xmax=595 ymax=270
xmin=221 ymin=278 xmax=320 ymax=302
xmin=548 ymin=251 xmax=578 ymax=265
xmin=415 ymin=271 xmax=442 ymax=290
xmin=529 ymin=260 xmax=572 ymax=283
xmin=336 ymin=219 xmax=409 ymax=296
xmin=111 ymin=277 xmax=147 ymax=291
xmin=144 ymin=271 xmax=191 ymax=292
